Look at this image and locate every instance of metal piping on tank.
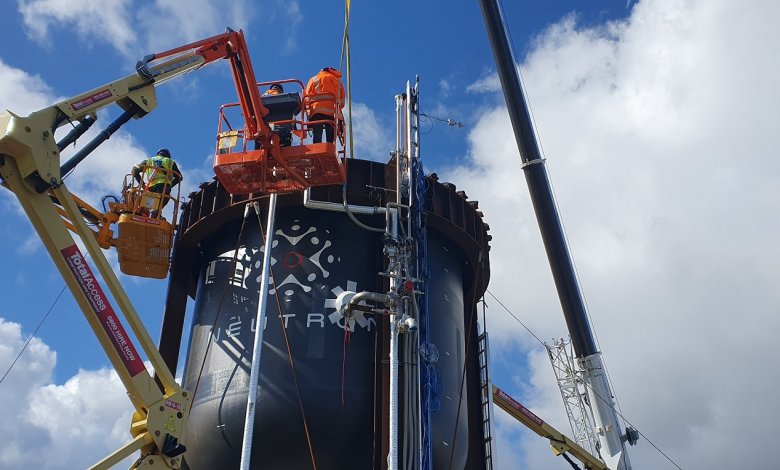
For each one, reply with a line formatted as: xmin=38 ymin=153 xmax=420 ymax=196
xmin=302 ymin=185 xmax=418 ymax=237
xmin=396 ymin=89 xmax=414 ymax=469
xmin=332 ymin=206 xmax=418 ymax=470
xmin=302 ymin=185 xmax=387 ymax=233
xmin=396 ymin=93 xmax=403 ymax=206
xmin=395 ymin=79 xmax=426 ymax=470
xmin=336 ymin=290 xmax=392 ymax=316
xmin=334 ymin=289 xmax=417 ymax=332
xmin=404 ymin=80 xmax=418 ymax=238
xmin=399 ymin=78 xmax=428 ymax=470
xmin=385 ymin=207 xmax=400 ymax=470
xmin=302 ymin=187 xmax=387 ymax=216
xmin=303 ymin=81 xmax=424 ymax=469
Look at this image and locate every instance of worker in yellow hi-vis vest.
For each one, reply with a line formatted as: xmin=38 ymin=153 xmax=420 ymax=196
xmin=132 ymin=148 xmax=182 ymax=215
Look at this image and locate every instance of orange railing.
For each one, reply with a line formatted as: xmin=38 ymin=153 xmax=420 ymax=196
xmin=213 ymin=78 xmax=347 ymax=194
xmin=216 ymin=79 xmax=345 ymax=155
xmin=120 ymin=165 xmax=181 ymax=220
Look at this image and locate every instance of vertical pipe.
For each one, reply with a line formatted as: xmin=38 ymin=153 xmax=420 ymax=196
xmin=395 ymin=94 xmax=404 ymax=205
xmin=388 ymin=313 xmax=399 ymax=470
xmin=406 ymin=80 xmax=416 ymax=237
xmin=416 ymin=304 xmax=425 ymax=470
xmin=406 ymin=324 xmax=414 ymax=470
xmin=239 ymin=195 xmax=277 ymax=470
xmin=387 ymin=208 xmax=400 ymax=470
xmin=401 ymin=83 xmax=412 ymax=470
xmin=411 ymin=311 xmax=421 ymax=470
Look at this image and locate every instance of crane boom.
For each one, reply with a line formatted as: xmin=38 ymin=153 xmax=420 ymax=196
xmin=480 ymin=0 xmax=636 ymax=470
xmin=477 ymin=1 xmax=636 ymax=468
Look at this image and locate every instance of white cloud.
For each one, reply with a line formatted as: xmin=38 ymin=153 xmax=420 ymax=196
xmin=344 ymin=101 xmax=392 ymax=162
xmin=138 ymin=0 xmax=252 ymax=52
xmin=27 ymin=367 xmax=134 ymax=468
xmin=439 ymin=78 xmax=453 ymax=98
xmin=16 ymin=0 xmax=266 ymax=57
xmin=18 ymin=0 xmax=136 ymax=55
xmin=273 ymin=0 xmax=303 ymax=53
xmin=16 ymin=234 xmax=42 ymax=255
xmin=0 ymin=317 xmax=133 ymax=469
xmin=446 ymin=0 xmax=780 ymax=468
xmin=467 ymin=74 xmax=501 ymax=94
xmin=0 ymin=58 xmax=59 ymax=113
xmin=0 ymin=318 xmax=54 ymax=468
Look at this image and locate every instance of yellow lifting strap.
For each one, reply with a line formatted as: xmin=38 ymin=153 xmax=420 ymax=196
xmin=340 ymin=0 xmax=354 ymax=159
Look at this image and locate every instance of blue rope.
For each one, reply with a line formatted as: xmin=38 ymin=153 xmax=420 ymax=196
xmin=412 ymin=156 xmax=435 ymax=470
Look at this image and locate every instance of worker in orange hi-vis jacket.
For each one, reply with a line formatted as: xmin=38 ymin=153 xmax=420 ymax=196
xmin=263 ymin=82 xmax=284 ymax=96
xmin=304 ymin=67 xmax=345 ymax=143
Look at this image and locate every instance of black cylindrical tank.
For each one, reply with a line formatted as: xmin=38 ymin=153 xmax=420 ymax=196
xmin=182 ymin=206 xmax=383 ymax=469
xmin=427 ymin=236 xmax=469 ymax=468
xmin=171 ymin=159 xmax=491 ymax=469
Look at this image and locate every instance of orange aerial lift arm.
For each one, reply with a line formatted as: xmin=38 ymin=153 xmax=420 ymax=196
xmin=46 ymin=189 xmax=118 ymax=249
xmin=136 ymin=28 xmax=272 ymax=145
xmin=0 ymin=29 xmax=269 ymax=469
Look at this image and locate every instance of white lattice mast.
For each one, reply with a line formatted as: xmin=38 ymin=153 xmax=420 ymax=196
xmin=546 ymin=338 xmax=598 ymax=455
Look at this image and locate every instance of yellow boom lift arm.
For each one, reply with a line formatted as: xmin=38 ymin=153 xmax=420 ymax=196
xmin=0 ymin=29 xmax=267 ymax=469
xmin=492 ymin=385 xmax=609 ymax=470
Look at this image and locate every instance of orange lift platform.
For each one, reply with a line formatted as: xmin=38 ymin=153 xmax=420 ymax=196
xmin=213 ymin=79 xmax=347 ymax=195
xmin=49 ymin=165 xmax=181 ymax=280
xmin=109 ymin=166 xmax=181 ymax=279
xmin=112 ymin=167 xmax=181 ymax=279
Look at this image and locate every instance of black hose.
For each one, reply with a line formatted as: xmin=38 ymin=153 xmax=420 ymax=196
xmin=561 ymin=452 xmax=583 ymax=469
xmin=341 ymin=184 xmax=385 ymax=233
xmin=59 ymin=103 xmax=140 ymax=182
xmin=56 ymin=115 xmax=97 ymax=151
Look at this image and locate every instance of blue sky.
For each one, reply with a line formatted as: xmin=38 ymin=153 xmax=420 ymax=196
xmin=2 ymin=0 xmax=780 ymax=469
xmin=0 ymin=0 xmax=628 ymax=384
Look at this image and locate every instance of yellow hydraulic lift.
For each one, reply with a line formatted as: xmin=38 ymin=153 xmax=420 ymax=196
xmin=492 ymin=385 xmax=608 ymax=470
xmin=0 ymin=29 xmax=272 ymax=469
